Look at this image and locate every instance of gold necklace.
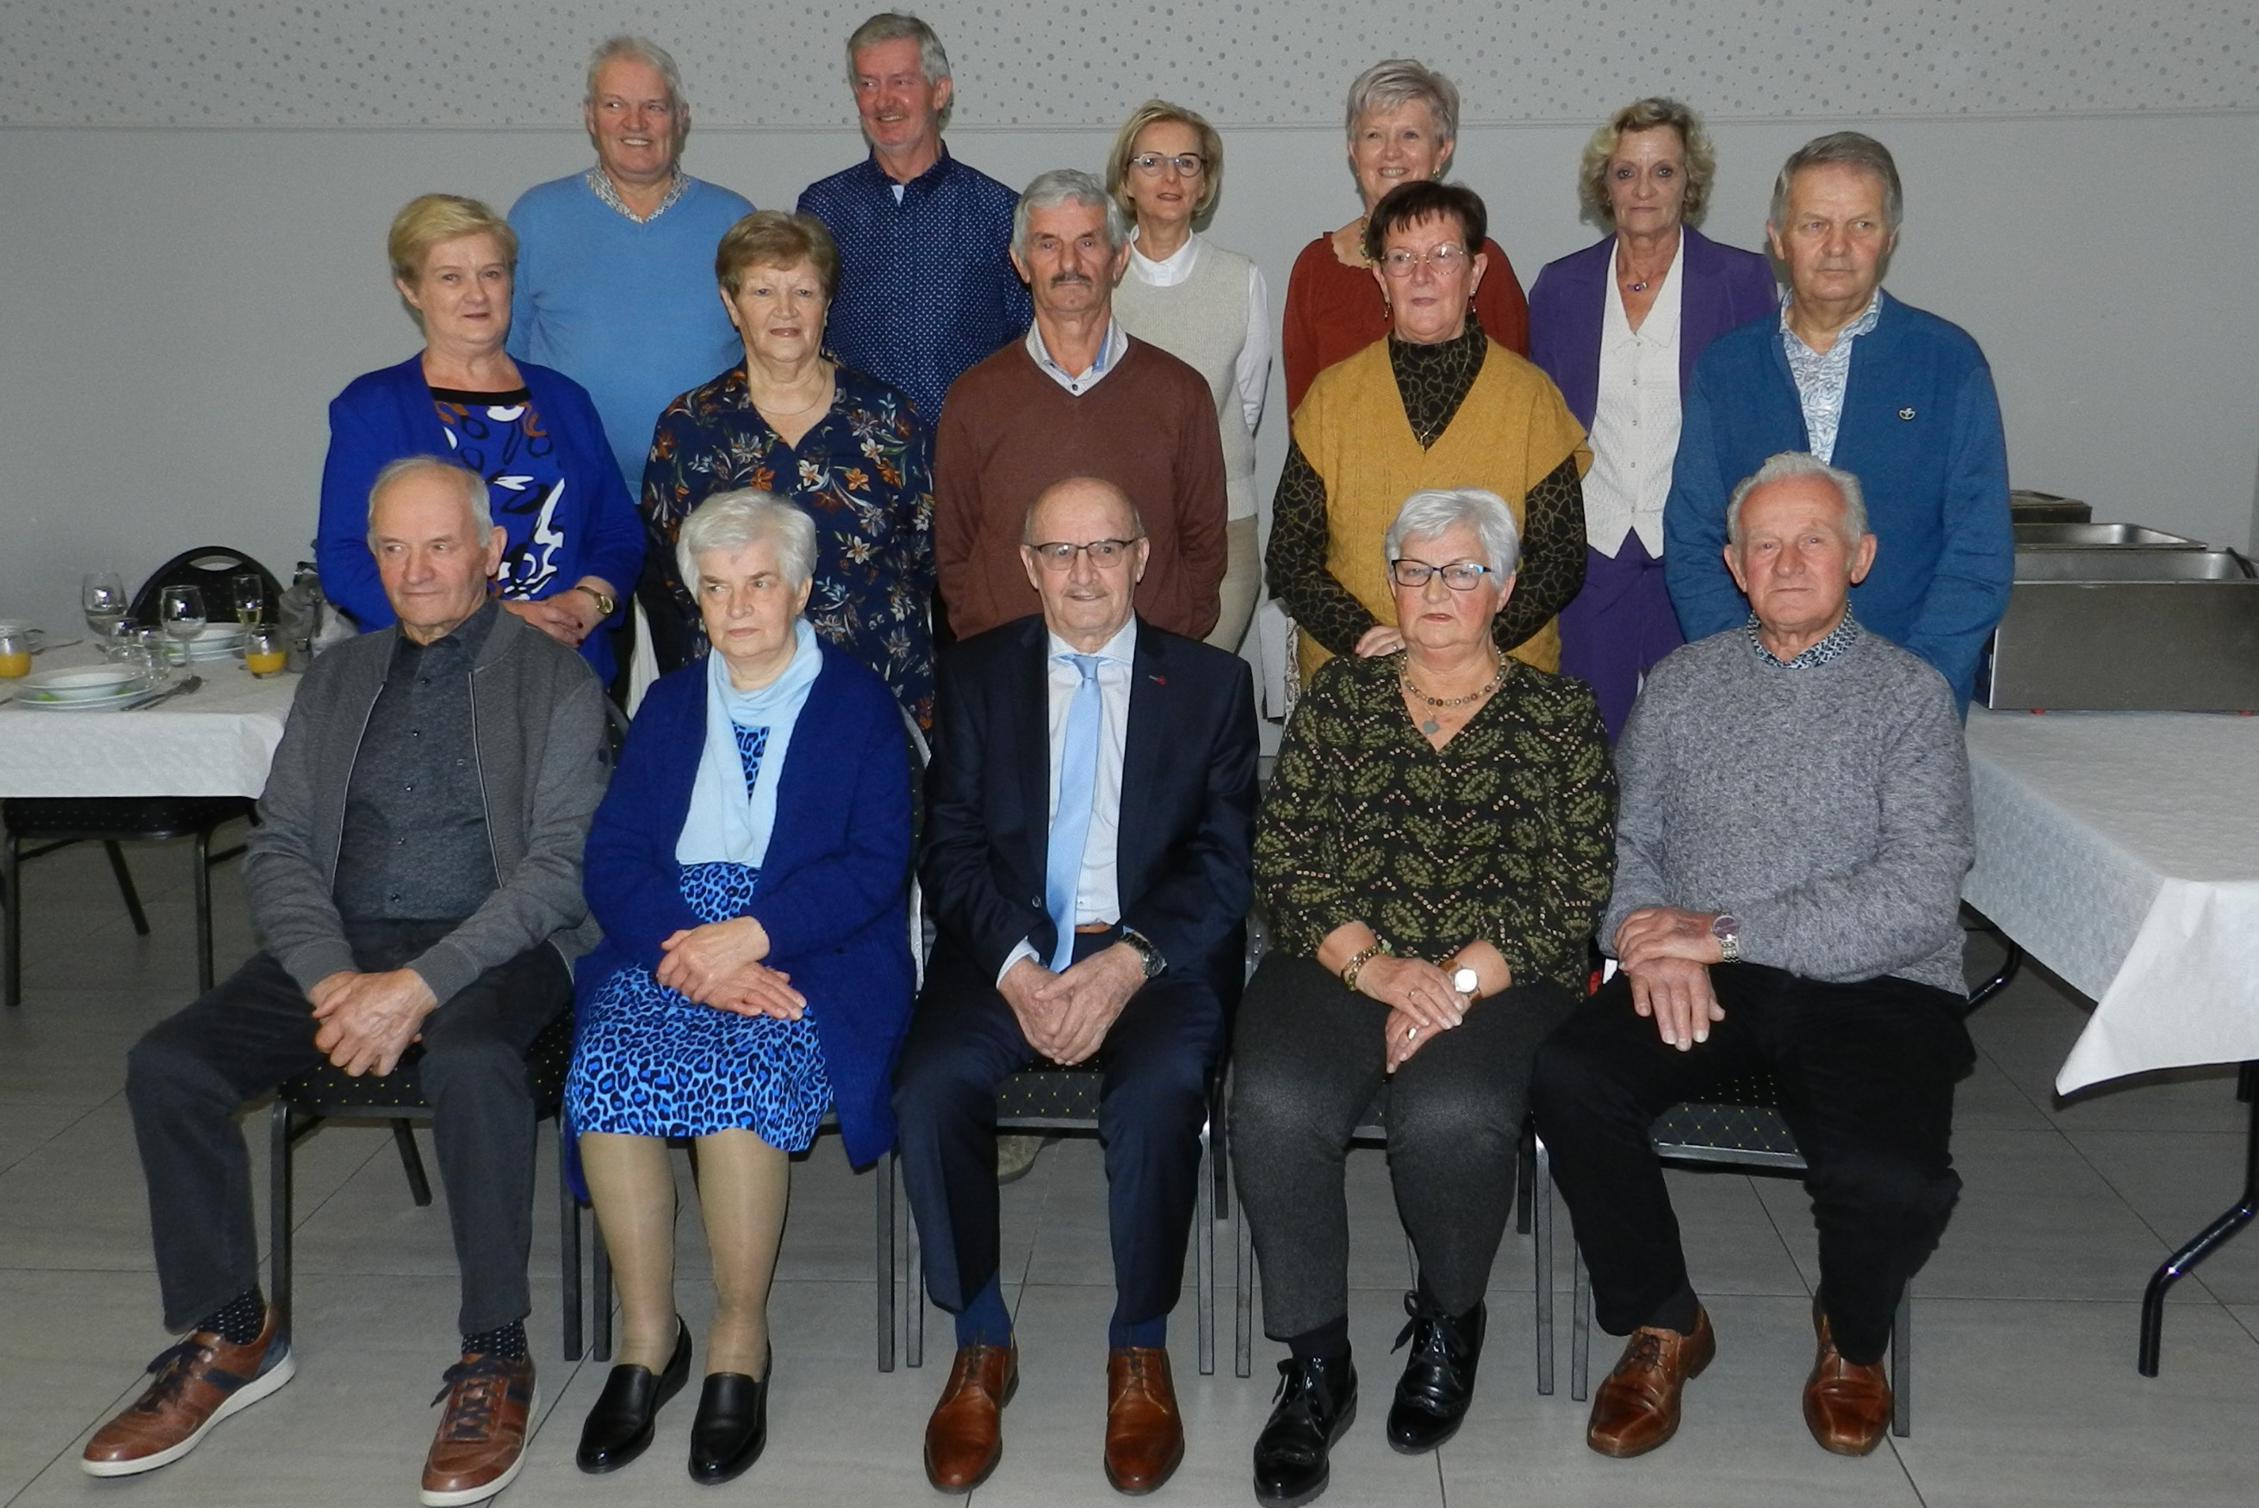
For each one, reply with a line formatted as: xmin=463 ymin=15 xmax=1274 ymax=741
xmin=1401 ymin=657 xmax=1507 ymax=735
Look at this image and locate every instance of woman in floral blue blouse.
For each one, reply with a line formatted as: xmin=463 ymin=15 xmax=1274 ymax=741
xmin=642 ymin=211 xmax=937 ymax=726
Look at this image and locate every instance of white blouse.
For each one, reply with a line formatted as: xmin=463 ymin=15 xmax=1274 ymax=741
xmin=1583 ymin=233 xmax=1686 ymax=558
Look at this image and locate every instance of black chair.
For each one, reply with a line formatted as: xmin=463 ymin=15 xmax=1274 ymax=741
xmin=900 ymin=1065 xmax=1226 ymax=1377
xmin=1560 ymin=941 xmax=2026 ymax=1436
xmin=3 ymin=546 xmax=284 ymax=1008
xmin=267 ymin=1012 xmax=593 ymax=1358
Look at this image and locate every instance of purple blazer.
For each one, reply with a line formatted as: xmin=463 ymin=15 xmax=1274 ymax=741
xmin=1526 ymin=226 xmax=1777 ymax=430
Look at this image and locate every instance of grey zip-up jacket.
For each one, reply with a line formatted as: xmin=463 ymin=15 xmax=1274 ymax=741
xmin=245 ymin=608 xmax=609 ymax=1003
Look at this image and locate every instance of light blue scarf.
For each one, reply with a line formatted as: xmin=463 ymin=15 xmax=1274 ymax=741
xmin=676 ymin=619 xmax=821 ymax=869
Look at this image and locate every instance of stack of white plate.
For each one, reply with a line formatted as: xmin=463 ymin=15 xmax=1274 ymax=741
xmin=170 ymin=623 xmax=247 ymax=664
xmin=12 ymin=665 xmax=164 ymax=712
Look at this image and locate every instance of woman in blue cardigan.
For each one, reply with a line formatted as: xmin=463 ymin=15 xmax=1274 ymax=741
xmin=317 ymin=194 xmax=644 ymax=687
xmin=563 ymin=491 xmax=913 ymax=1484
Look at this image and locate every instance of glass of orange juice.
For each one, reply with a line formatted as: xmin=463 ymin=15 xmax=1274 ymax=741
xmin=244 ymin=624 xmax=287 ymax=678
xmin=0 ymin=629 xmax=30 ymax=679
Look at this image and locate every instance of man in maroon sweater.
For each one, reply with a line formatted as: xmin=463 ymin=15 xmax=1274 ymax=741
xmin=934 ymin=168 xmax=1227 ymax=642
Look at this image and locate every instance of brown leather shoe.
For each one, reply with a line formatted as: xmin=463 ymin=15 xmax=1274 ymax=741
xmin=419 ymin=1353 xmax=536 ymax=1506
xmin=1804 ymin=1301 xmax=1891 ymax=1456
xmin=82 ymin=1306 xmax=295 ymax=1476
xmin=924 ymin=1342 xmax=1018 ymax=1493
xmin=1586 ymin=1306 xmax=1716 ymax=1458
xmin=1104 ymin=1347 xmax=1184 ymax=1495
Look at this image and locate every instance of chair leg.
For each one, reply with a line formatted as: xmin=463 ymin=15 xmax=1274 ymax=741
xmin=904 ymin=1166 xmax=923 ymax=1368
xmin=1534 ymin=1135 xmax=1554 ymax=1395
xmin=1514 ymin=1123 xmax=1535 ymax=1236
xmin=1571 ymin=1245 xmax=1592 ymax=1402
xmin=1210 ymin=1075 xmax=1232 ymax=1223
xmin=104 ymin=840 xmax=151 ymax=937
xmin=3 ymin=831 xmax=22 ymax=1008
xmin=192 ymin=830 xmax=214 ymax=992
xmin=559 ymin=1123 xmax=583 ymax=1361
xmin=268 ymin=1102 xmax=294 ymax=1342
xmin=391 ymin=1121 xmax=433 ymax=1206
xmin=593 ymin=1224 xmax=613 ymax=1362
xmin=1891 ymin=1284 xmax=1912 ymax=1437
xmin=1234 ymin=1184 xmax=1254 ymax=1378
xmin=1197 ymin=1128 xmax=1215 ymax=1377
xmin=876 ymin=1148 xmax=896 ymax=1372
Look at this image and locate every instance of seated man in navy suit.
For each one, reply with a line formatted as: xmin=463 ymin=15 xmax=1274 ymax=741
xmin=895 ymin=474 xmax=1258 ymax=1497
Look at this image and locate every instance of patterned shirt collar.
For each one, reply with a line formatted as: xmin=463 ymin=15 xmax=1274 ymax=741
xmin=1745 ymin=608 xmax=1862 ymax=670
xmin=860 ymin=141 xmax=957 ymax=196
xmin=585 ymin=165 xmax=689 ymax=223
xmin=1387 ymin=323 xmax=1488 ymax=448
xmin=1778 ymin=287 xmax=1884 ymax=465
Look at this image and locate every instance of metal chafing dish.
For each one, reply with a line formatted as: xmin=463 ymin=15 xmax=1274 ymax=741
xmin=2008 ymin=490 xmax=2094 ymax=525
xmin=1984 ymin=529 xmax=2259 ymax=712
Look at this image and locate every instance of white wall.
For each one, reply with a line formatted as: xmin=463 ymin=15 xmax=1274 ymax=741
xmin=4 ymin=1 xmax=2258 ymax=633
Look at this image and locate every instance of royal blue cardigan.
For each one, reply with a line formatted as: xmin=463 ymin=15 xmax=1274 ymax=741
xmin=1661 ymin=292 xmax=2012 ymax=709
xmin=316 ymin=353 xmax=645 ymax=684
xmin=573 ymin=643 xmax=916 ymax=1168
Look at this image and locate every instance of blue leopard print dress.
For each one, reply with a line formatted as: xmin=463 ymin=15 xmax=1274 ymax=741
xmin=566 ymin=724 xmax=832 ymax=1147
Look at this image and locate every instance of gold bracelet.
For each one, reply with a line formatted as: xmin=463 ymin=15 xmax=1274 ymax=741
xmin=1339 ymin=940 xmax=1391 ymax=995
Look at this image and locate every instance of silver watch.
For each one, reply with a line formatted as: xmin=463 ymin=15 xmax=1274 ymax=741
xmin=1450 ymin=966 xmax=1479 ymax=996
xmin=1120 ymin=928 xmax=1167 ymax=980
xmin=1710 ymin=914 xmax=1741 ymax=964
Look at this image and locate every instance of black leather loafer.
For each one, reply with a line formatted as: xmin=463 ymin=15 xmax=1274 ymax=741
xmin=687 ymin=1354 xmax=770 ymax=1486
xmin=1385 ymin=1291 xmax=1485 ymax=1454
xmin=576 ymin=1319 xmax=692 ymax=1473
xmin=1252 ymin=1352 xmax=1357 ymax=1507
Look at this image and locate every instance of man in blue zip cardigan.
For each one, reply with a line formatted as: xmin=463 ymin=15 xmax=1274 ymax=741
xmin=1662 ymin=132 xmax=2011 ymax=712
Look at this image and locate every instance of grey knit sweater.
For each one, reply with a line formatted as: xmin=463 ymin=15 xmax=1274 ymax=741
xmin=1601 ymin=622 xmax=1973 ymax=996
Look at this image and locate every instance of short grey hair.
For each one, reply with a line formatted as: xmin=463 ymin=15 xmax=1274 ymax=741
xmin=585 ymin=35 xmax=685 ymax=112
xmin=366 ymin=455 xmax=490 ymax=540
xmin=1012 ymin=169 xmax=1128 ymax=261
xmin=846 ymin=11 xmax=950 ymax=86
xmin=676 ymin=491 xmax=818 ymax=596
xmin=1770 ymin=130 xmax=1903 ymax=233
xmin=1344 ymin=58 xmax=1460 ymax=145
xmin=1726 ymin=452 xmax=1870 ymax=545
xmin=1385 ymin=488 xmax=1521 ymax=579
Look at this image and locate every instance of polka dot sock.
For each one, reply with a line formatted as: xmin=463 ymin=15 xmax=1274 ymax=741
xmin=195 ymin=1288 xmax=266 ymax=1346
xmin=462 ymin=1320 xmax=528 ymax=1362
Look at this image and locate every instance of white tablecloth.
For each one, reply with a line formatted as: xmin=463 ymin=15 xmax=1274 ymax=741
xmin=1963 ymin=708 xmax=2259 ymax=1094
xmin=0 ymin=654 xmax=299 ymax=798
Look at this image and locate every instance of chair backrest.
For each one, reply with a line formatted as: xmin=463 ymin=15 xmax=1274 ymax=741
xmin=131 ymin=545 xmax=285 ymax=624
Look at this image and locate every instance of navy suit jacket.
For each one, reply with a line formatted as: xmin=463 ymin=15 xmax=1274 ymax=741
xmin=920 ymin=614 xmax=1258 ymax=1004
xmin=1526 ymin=226 xmax=1778 ymax=430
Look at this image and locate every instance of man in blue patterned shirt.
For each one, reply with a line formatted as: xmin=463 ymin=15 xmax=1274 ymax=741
xmin=796 ymin=12 xmax=1031 ymax=425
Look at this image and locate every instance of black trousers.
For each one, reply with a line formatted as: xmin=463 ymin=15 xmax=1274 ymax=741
xmin=891 ymin=936 xmax=1225 ymax=1329
xmin=1231 ymin=954 xmax=1576 ymax=1339
xmin=124 ymin=920 xmax=569 ymax=1336
xmin=1530 ymin=962 xmax=1975 ymax=1364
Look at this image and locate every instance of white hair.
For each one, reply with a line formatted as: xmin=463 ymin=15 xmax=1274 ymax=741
xmin=1726 ymin=451 xmax=1870 ymax=544
xmin=366 ymin=455 xmax=490 ymax=540
xmin=676 ymin=491 xmax=817 ymax=595
xmin=1012 ymin=169 xmax=1128 ymax=261
xmin=1385 ymin=488 xmax=1521 ymax=577
xmin=585 ymin=35 xmax=686 ymax=112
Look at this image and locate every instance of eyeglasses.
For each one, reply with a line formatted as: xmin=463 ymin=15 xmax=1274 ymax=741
xmin=1027 ymin=538 xmax=1143 ymax=569
xmin=1377 ymin=243 xmax=1472 ymax=278
xmin=1389 ymin=558 xmax=1495 ymax=590
xmin=1128 ymin=152 xmax=1206 ymax=178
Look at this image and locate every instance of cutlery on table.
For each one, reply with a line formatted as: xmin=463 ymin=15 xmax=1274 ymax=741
xmin=129 ymin=674 xmax=204 ymax=710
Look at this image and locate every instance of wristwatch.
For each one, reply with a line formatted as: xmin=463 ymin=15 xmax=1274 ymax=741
xmin=1119 ymin=927 xmax=1167 ymax=980
xmin=1710 ymin=913 xmax=1742 ymax=964
xmin=1450 ymin=966 xmax=1479 ymax=996
xmin=571 ymin=583 xmax=618 ymax=617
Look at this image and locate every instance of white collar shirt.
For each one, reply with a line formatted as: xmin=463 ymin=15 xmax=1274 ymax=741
xmin=1025 ymin=318 xmax=1130 ymax=396
xmin=1583 ymin=233 xmax=1686 ymax=557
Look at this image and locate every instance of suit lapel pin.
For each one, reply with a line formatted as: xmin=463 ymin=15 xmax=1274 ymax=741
xmin=1148 ymin=674 xmax=1167 ymax=686
xmin=1897 ymin=406 xmax=1917 ymax=421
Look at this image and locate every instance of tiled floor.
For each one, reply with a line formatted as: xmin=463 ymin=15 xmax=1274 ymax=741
xmin=4 ymin=833 xmax=2256 ymax=1506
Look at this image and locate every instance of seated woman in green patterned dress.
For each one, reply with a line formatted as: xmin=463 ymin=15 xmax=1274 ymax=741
xmin=1232 ymin=486 xmax=1618 ymax=1506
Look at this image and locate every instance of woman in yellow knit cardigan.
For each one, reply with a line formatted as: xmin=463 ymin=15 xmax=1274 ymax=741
xmin=1268 ymin=180 xmax=1591 ymax=685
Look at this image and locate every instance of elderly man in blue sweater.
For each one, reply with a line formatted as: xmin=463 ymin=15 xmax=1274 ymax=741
xmin=1535 ymin=451 xmax=1977 ymax=1462
xmin=1662 ymin=132 xmax=2010 ymax=710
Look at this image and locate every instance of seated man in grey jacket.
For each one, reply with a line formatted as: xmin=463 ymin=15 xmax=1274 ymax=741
xmin=1532 ymin=449 xmax=1976 ymax=1463
xmin=84 ymin=456 xmax=610 ymax=1508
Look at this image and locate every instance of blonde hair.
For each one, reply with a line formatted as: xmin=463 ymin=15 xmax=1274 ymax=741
xmin=1578 ymin=98 xmax=1718 ymax=225
xmin=386 ymin=194 xmax=516 ymax=288
xmin=1104 ymin=99 xmax=1226 ymax=223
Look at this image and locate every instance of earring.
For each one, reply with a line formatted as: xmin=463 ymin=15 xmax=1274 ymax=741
xmin=1382 ymin=298 xmax=1392 ymax=319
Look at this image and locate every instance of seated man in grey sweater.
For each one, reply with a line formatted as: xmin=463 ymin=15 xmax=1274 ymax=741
xmin=83 ymin=457 xmax=610 ymax=1507
xmin=1532 ymin=449 xmax=1976 ymax=1462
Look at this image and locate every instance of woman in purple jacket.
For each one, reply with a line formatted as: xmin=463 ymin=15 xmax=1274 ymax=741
xmin=1527 ymin=100 xmax=1775 ymax=739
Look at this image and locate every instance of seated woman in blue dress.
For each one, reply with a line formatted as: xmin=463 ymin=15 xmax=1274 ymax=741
xmin=563 ymin=490 xmax=914 ymax=1485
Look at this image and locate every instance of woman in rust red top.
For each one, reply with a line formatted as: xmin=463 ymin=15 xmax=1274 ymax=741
xmin=1281 ymin=59 xmax=1530 ymax=414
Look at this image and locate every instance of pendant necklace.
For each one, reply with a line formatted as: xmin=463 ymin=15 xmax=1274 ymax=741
xmin=1403 ymin=658 xmax=1507 ymax=735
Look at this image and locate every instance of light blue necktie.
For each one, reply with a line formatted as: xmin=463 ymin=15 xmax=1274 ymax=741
xmin=1044 ymin=653 xmax=1105 ymax=972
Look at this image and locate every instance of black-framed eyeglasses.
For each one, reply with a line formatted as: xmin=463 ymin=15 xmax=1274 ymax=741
xmin=1027 ymin=538 xmax=1143 ymax=570
xmin=1389 ymin=557 xmax=1495 ymax=590
xmin=1128 ymin=152 xmax=1206 ymax=178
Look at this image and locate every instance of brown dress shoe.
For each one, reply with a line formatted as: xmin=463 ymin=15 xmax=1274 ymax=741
xmin=419 ymin=1353 xmax=536 ymax=1506
xmin=1586 ymin=1306 xmax=1716 ymax=1458
xmin=1104 ymin=1347 xmax=1185 ymax=1495
xmin=924 ymin=1342 xmax=1018 ymax=1493
xmin=1804 ymin=1302 xmax=1891 ymax=1456
xmin=82 ymin=1306 xmax=295 ymax=1477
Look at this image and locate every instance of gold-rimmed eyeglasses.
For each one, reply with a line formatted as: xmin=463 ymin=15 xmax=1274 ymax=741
xmin=1378 ymin=243 xmax=1472 ymax=279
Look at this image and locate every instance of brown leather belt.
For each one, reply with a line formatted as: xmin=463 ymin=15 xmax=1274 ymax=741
xmin=1074 ymin=922 xmax=1118 ymax=935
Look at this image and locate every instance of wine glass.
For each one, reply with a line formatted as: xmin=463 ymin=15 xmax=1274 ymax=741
xmin=83 ymin=571 xmax=128 ymax=639
xmin=231 ymin=573 xmax=268 ymax=629
xmin=157 ymin=586 xmax=207 ymax=663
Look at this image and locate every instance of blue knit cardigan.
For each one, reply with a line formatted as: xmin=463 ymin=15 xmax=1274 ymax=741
xmin=573 ymin=643 xmax=916 ymax=1168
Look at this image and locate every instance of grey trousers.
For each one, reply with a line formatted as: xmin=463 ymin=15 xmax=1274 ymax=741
xmin=124 ymin=919 xmax=567 ymax=1335
xmin=1231 ymin=953 xmax=1575 ymax=1340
